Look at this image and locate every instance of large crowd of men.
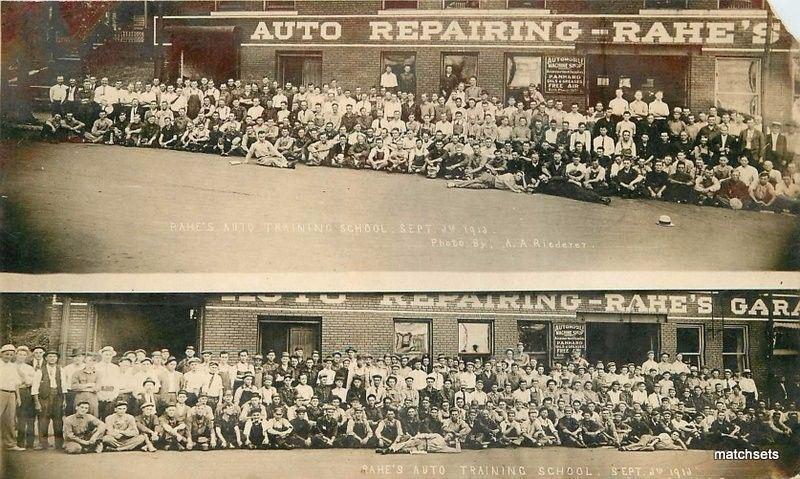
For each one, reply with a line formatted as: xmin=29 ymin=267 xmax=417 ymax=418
xmin=41 ymin=72 xmax=800 ymax=211
xmin=1 ymin=342 xmax=799 ymax=455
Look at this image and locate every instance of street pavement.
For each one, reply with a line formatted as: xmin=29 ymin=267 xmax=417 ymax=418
xmin=1 ymin=141 xmax=798 ymax=273
xmin=2 ymin=446 xmax=796 ymax=479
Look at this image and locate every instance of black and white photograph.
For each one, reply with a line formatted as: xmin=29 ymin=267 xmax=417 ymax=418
xmin=2 ymin=1 xmax=800 ymax=478
xmin=0 ymin=290 xmax=799 ymax=478
xmin=2 ymin=0 xmax=800 ymax=274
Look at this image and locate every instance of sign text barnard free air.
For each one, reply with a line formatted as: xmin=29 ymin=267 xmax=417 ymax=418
xmin=247 ymin=18 xmax=783 ymax=45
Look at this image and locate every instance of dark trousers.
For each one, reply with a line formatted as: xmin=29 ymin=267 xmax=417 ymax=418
xmin=541 ymin=181 xmax=607 ymax=204
xmin=50 ymin=101 xmax=63 ymax=116
xmin=17 ymin=387 xmax=35 ymax=448
xmin=64 ymin=391 xmax=76 ymax=416
xmin=98 ymin=400 xmax=115 ymax=421
xmin=38 ymin=393 xmax=64 ymax=447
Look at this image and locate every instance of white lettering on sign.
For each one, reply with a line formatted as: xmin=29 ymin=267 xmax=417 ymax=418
xmin=250 ymin=21 xmax=342 ymax=41
xmin=752 ymin=22 xmax=782 ymax=44
xmin=246 ymin=19 xmax=779 ymax=46
xmin=218 ymin=294 xmax=799 ymax=319
xmin=613 ymin=21 xmax=739 ymax=44
xmin=730 ymin=297 xmax=800 ymax=317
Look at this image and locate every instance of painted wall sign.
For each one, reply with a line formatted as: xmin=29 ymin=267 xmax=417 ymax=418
xmin=544 ymin=56 xmax=585 ymax=95
xmin=552 ymin=323 xmax=586 ymax=359
xmin=217 ymin=293 xmax=800 ymax=319
xmin=160 ymin=15 xmax=787 ymax=48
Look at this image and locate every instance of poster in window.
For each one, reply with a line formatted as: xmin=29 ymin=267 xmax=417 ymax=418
xmin=394 ymin=321 xmax=430 ymax=357
xmin=459 ymin=322 xmax=491 ymax=355
xmin=507 ymin=55 xmax=542 ymax=89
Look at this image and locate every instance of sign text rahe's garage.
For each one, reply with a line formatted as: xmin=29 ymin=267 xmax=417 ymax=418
xmin=219 ymin=293 xmax=800 ymax=319
xmin=245 ymin=17 xmax=784 ymax=45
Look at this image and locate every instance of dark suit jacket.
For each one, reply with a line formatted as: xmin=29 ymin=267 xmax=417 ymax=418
xmin=709 ymin=134 xmax=740 ymax=158
xmin=738 ymin=128 xmax=765 ymax=155
xmin=764 ymin=133 xmax=788 ymax=165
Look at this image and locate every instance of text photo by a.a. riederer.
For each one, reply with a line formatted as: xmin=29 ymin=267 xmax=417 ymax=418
xmin=0 ymin=291 xmax=798 ymax=478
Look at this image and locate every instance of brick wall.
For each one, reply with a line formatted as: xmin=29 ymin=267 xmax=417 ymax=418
xmin=49 ymin=292 xmax=794 ymax=394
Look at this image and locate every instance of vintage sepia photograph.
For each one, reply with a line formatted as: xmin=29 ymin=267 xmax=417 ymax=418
xmin=2 ymin=0 xmax=800 ymax=274
xmin=0 ymin=290 xmax=799 ymax=478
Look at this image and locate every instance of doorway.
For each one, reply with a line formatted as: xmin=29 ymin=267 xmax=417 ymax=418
xmin=586 ymin=54 xmax=688 ymax=109
xmin=259 ymin=316 xmax=321 ymax=356
xmin=278 ymin=53 xmax=322 ymax=88
xmin=94 ymin=302 xmax=199 ymax=354
xmin=586 ymin=321 xmax=660 ymax=366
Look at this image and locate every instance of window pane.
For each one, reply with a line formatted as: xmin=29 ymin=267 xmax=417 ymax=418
xmin=507 ymin=55 xmax=542 ymax=90
xmin=719 ymin=0 xmax=764 ymax=8
xmin=644 ymin=0 xmax=687 ymax=7
xmin=443 ymin=54 xmax=477 ymax=84
xmin=508 ymin=0 xmax=545 ymax=7
xmin=723 ymin=354 xmax=745 ymax=373
xmin=444 ymin=0 xmax=480 ymax=7
xmin=394 ymin=321 xmax=430 ymax=357
xmin=716 ymin=94 xmax=759 ymax=116
xmin=717 ymin=59 xmax=759 ymax=93
xmin=774 ymin=327 xmax=800 ymax=351
xmin=459 ymin=322 xmax=492 ymax=355
xmin=723 ymin=327 xmax=745 ymax=354
xmin=384 ymin=0 xmax=418 ymax=8
xmin=519 ymin=322 xmax=548 ymax=354
xmin=682 ymin=353 xmax=701 ymax=368
xmin=676 ymin=327 xmax=700 ymax=354
xmin=382 ymin=52 xmax=417 ymax=93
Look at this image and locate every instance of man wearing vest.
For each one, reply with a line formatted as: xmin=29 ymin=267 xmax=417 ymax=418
xmin=32 ymin=350 xmax=65 ymax=449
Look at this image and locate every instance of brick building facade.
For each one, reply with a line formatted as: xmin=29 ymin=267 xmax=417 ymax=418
xmin=156 ymin=0 xmax=797 ymax=123
xmin=49 ymin=291 xmax=800 ymax=391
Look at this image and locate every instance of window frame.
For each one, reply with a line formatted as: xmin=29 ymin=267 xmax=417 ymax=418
xmin=517 ymin=320 xmax=551 ymax=365
xmin=442 ymin=0 xmax=481 ymax=9
xmin=382 ymin=0 xmax=419 ymax=9
xmin=642 ymin=0 xmax=688 ymax=8
xmin=714 ymin=57 xmax=762 ymax=116
xmin=504 ymin=52 xmax=543 ymax=101
xmin=722 ymin=324 xmax=750 ymax=371
xmin=441 ymin=52 xmax=479 ymax=91
xmin=506 ymin=0 xmax=546 ymax=8
xmin=675 ymin=324 xmax=705 ymax=368
xmin=393 ymin=318 xmax=433 ymax=359
xmin=380 ymin=51 xmax=418 ymax=94
xmin=457 ymin=319 xmax=494 ymax=358
xmin=717 ymin=0 xmax=764 ymax=9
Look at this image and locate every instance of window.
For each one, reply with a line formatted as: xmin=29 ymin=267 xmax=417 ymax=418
xmin=214 ymin=0 xmax=295 ymax=10
xmin=383 ymin=0 xmax=419 ymax=8
xmin=643 ymin=0 xmax=687 ymax=7
xmin=718 ymin=0 xmax=763 ymax=8
xmin=394 ymin=319 xmax=431 ymax=358
xmin=518 ymin=321 xmax=549 ymax=365
xmin=676 ymin=325 xmax=704 ymax=368
xmin=793 ymin=54 xmax=800 ymax=124
xmin=723 ymin=325 xmax=749 ymax=372
xmin=715 ymin=58 xmax=761 ymax=116
xmin=381 ymin=52 xmax=417 ymax=94
xmin=458 ymin=320 xmax=493 ymax=359
xmin=773 ymin=324 xmax=800 ymax=354
xmin=507 ymin=0 xmax=545 ymax=7
xmin=443 ymin=0 xmax=480 ymax=8
xmin=506 ymin=53 xmax=542 ymax=100
xmin=442 ymin=53 xmax=478 ymax=93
